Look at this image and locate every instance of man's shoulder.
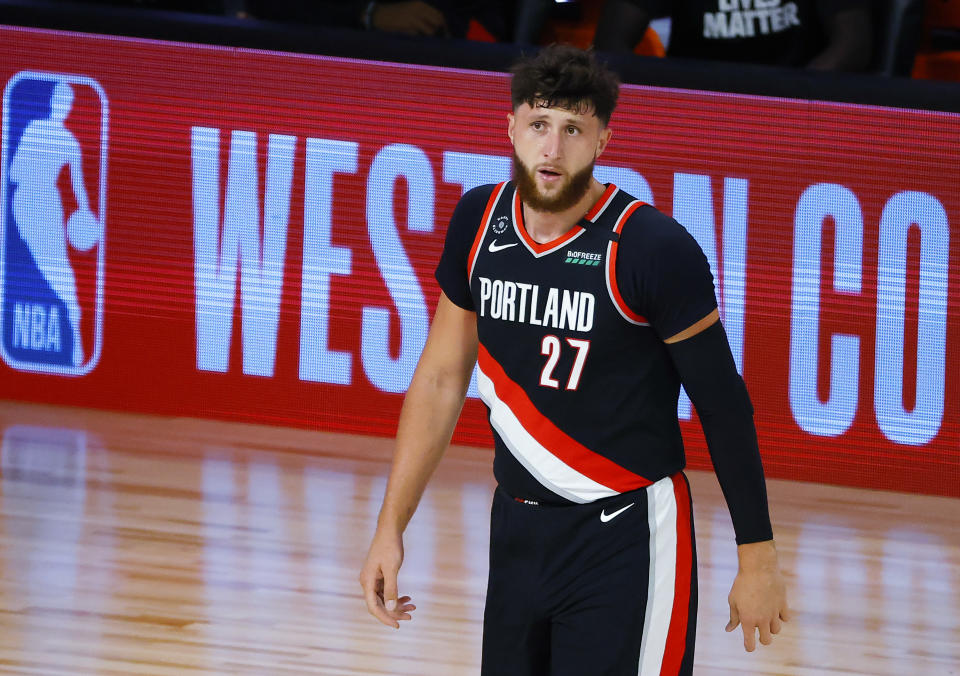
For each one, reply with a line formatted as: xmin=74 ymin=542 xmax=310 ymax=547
xmin=456 ymin=182 xmax=509 ymax=213
xmin=612 ymin=196 xmax=686 ymax=242
xmin=445 ymin=183 xmax=511 ymax=243
xmin=611 ymin=197 xmax=704 ymax=265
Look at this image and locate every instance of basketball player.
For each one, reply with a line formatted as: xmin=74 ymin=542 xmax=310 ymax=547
xmin=360 ymin=44 xmax=788 ymax=675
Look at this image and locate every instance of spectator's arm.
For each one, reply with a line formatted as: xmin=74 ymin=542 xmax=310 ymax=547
xmin=808 ymin=5 xmax=873 ymax=71
xmin=594 ymin=0 xmax=653 ymax=53
xmin=247 ymin=0 xmax=368 ymax=28
xmin=370 ymin=1 xmax=447 ymax=36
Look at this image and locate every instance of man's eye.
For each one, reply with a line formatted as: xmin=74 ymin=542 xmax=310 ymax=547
xmin=567 ymin=126 xmax=578 ymax=135
xmin=532 ymin=122 xmax=543 ymax=130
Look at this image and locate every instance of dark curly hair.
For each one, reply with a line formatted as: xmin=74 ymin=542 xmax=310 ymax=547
xmin=510 ymin=44 xmax=620 ymax=126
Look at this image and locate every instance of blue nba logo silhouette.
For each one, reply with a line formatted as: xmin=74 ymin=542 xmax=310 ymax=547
xmin=1 ymin=72 xmax=107 ymax=375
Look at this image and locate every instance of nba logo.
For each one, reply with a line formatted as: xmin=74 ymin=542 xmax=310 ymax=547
xmin=1 ymin=72 xmax=107 ymax=376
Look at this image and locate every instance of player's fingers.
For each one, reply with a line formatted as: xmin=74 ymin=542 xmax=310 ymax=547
xmin=360 ymin=573 xmax=384 ymax=616
xmin=358 ymin=567 xmax=377 ymax=607
xmin=363 ymin=590 xmax=395 ymax=627
xmin=770 ymin=615 xmax=782 ymax=635
xmin=361 ymin=568 xmax=399 ymax=628
xmin=362 ymin=587 xmax=385 ymax=621
xmin=725 ymin=605 xmax=740 ymax=632
xmin=396 ymin=602 xmax=416 ymax=620
xmin=382 ymin=565 xmax=400 ymax=613
xmin=780 ymin=604 xmax=792 ymax=622
xmin=758 ymin=621 xmax=773 ymax=646
xmin=742 ymin=623 xmax=757 ymax=652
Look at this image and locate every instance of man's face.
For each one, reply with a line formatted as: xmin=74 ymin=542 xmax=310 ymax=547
xmin=508 ymin=101 xmax=612 ymax=212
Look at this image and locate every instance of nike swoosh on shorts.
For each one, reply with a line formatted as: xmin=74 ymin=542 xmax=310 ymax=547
xmin=600 ymin=502 xmax=635 ymax=523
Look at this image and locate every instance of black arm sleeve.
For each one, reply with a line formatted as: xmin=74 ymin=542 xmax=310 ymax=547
xmin=666 ymin=320 xmax=773 ymax=545
xmin=434 ymin=185 xmax=495 ymax=312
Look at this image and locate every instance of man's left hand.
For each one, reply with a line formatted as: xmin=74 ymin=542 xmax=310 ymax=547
xmin=726 ymin=539 xmax=790 ymax=651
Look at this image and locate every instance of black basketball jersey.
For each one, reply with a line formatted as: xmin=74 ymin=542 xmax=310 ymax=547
xmin=436 ymin=182 xmax=718 ymax=505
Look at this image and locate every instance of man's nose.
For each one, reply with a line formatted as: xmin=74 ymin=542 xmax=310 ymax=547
xmin=542 ymin=130 xmax=563 ymax=159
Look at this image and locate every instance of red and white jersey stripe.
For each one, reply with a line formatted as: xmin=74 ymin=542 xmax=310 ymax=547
xmin=606 ymin=200 xmax=651 ymax=326
xmin=468 ymin=181 xmax=508 ymax=282
xmin=477 ymin=343 xmax=652 ymax=503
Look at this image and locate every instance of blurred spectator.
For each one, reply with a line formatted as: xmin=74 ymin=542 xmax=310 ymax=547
xmin=595 ymin=0 xmax=874 ymax=71
xmin=533 ymin=0 xmax=666 ymax=55
xmin=69 ymin=0 xmax=225 ymax=13
xmin=246 ymin=0 xmax=444 ymax=34
xmin=515 ymin=0 xmax=551 ymax=43
xmin=246 ymin=0 xmax=509 ymax=39
xmin=912 ymin=0 xmax=960 ymax=80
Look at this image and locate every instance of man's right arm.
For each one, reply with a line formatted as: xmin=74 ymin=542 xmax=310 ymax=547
xmin=359 ymin=291 xmax=478 ymax=628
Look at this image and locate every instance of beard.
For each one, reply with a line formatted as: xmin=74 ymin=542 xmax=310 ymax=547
xmin=512 ymin=151 xmax=595 ymax=214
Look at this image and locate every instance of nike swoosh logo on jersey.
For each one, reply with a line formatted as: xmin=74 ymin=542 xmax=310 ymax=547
xmin=600 ymin=502 xmax=635 ymax=523
xmin=488 ymin=239 xmax=518 ymax=253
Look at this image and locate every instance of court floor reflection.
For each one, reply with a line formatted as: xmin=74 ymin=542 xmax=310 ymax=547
xmin=0 ymin=400 xmax=957 ymax=675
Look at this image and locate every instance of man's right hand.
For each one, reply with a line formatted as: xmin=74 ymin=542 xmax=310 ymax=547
xmin=360 ymin=529 xmax=416 ymax=628
xmin=358 ymin=293 xmax=477 ymax=628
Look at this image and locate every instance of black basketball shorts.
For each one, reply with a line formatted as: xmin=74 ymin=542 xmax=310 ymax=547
xmin=481 ymin=472 xmax=697 ymax=676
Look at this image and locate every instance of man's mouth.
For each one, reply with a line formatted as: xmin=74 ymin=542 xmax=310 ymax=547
xmin=538 ymin=168 xmax=562 ymax=179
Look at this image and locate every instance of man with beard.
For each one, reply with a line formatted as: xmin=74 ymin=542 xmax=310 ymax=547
xmin=359 ymin=44 xmax=789 ymax=675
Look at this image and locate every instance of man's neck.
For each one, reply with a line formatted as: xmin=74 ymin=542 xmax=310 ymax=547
xmin=522 ymin=180 xmax=607 ymax=244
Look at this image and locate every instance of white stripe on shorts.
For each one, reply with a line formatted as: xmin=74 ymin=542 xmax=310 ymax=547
xmin=638 ymin=476 xmax=679 ymax=675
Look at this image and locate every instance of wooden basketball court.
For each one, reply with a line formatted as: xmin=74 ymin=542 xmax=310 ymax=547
xmin=0 ymin=400 xmax=957 ymax=675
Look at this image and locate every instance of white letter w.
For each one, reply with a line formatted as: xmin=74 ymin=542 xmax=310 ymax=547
xmin=191 ymin=127 xmax=295 ymax=375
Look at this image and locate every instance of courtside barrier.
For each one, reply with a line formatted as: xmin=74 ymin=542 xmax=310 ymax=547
xmin=0 ymin=25 xmax=956 ymax=496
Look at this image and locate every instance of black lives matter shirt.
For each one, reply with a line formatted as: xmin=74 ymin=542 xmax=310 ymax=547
xmin=639 ymin=0 xmax=868 ymax=66
xmin=435 ymin=182 xmax=717 ymax=505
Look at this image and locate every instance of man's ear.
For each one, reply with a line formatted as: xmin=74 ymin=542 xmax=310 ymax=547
xmin=507 ymin=112 xmax=515 ymax=144
xmin=596 ymin=126 xmax=613 ymax=158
